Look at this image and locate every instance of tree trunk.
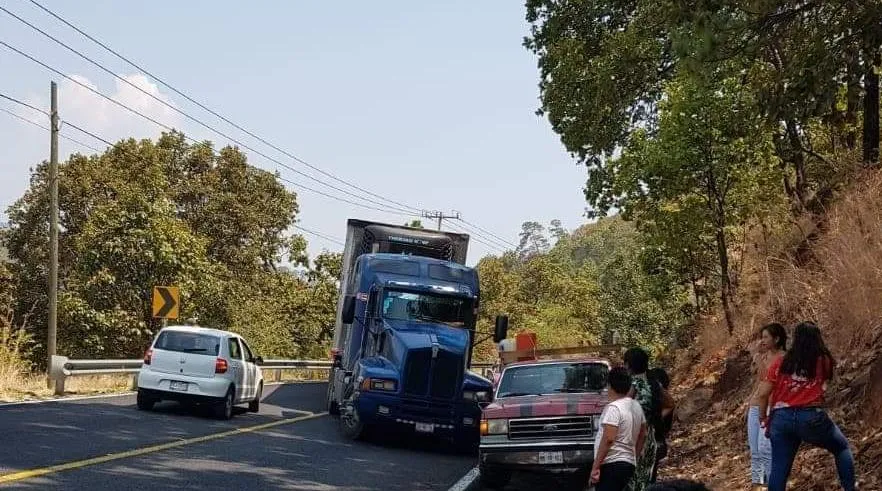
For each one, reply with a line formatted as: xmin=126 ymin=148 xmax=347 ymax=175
xmin=785 ymin=120 xmax=808 ymax=206
xmin=863 ymin=52 xmax=881 ymax=167
xmin=715 ymin=226 xmax=735 ymax=335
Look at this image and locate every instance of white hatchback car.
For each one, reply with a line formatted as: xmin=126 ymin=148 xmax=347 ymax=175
xmin=136 ymin=325 xmax=265 ymax=420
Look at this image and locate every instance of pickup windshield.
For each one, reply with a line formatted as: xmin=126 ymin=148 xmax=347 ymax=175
xmin=381 ymin=290 xmax=471 ymax=327
xmin=497 ymin=362 xmax=609 ymax=398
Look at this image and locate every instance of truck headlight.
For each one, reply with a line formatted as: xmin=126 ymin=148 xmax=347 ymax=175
xmin=361 ymin=378 xmax=397 ymax=392
xmin=463 ymin=390 xmax=490 ymax=402
xmin=480 ymin=418 xmax=508 ymax=436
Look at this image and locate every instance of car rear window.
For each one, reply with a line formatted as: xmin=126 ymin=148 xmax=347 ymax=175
xmin=154 ymin=330 xmax=220 ymax=356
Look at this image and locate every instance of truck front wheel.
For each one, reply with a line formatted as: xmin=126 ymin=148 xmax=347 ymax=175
xmin=326 ymin=372 xmax=339 ymax=416
xmin=340 ymin=403 xmax=366 ymax=441
xmin=478 ymin=466 xmax=511 ymax=489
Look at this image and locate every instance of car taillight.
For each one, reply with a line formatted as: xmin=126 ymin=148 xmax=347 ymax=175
xmin=215 ymin=358 xmax=228 ymax=374
xmin=143 ymin=348 xmax=153 ymax=365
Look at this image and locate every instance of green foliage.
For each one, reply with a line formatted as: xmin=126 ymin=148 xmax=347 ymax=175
xmin=2 ymin=132 xmax=340 ymax=364
xmin=475 ymin=218 xmax=688 ymax=359
xmin=404 ymin=220 xmax=424 ymax=229
xmin=523 ymin=0 xmax=876 ymax=336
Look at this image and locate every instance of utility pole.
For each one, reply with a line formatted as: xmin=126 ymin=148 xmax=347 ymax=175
xmin=422 ymin=210 xmax=460 ymax=231
xmin=47 ymin=81 xmax=59 ymax=374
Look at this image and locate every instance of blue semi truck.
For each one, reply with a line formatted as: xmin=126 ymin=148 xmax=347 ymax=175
xmin=326 ymin=219 xmax=507 ymax=448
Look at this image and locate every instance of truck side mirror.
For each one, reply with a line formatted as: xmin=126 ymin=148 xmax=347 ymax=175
xmin=342 ymin=296 xmax=356 ymax=324
xmin=493 ymin=315 xmax=508 ymax=343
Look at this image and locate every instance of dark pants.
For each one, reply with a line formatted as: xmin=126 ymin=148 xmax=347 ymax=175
xmin=769 ymin=407 xmax=855 ymax=491
xmin=596 ymin=461 xmax=636 ymax=491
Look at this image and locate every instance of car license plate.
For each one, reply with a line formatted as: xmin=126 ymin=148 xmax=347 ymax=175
xmin=169 ymin=381 xmax=188 ymax=392
xmin=414 ymin=422 xmax=434 ymax=433
xmin=538 ymin=451 xmax=563 ymax=465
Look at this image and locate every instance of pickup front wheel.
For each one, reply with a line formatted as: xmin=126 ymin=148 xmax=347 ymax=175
xmin=478 ymin=466 xmax=511 ymax=489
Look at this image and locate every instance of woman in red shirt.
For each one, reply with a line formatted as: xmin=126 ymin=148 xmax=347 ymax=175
xmin=757 ymin=322 xmax=855 ymax=491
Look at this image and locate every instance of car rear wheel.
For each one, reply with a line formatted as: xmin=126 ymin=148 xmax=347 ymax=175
xmin=136 ymin=390 xmax=155 ymax=411
xmin=478 ymin=466 xmax=511 ymax=489
xmin=248 ymin=382 xmax=262 ymax=413
xmin=215 ymin=386 xmax=235 ymax=420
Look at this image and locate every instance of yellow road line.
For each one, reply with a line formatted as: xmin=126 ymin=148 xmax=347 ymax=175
xmin=0 ymin=412 xmax=328 ymax=484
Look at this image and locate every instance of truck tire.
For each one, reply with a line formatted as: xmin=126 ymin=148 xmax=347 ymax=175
xmin=339 ymin=403 xmax=366 ymax=440
xmin=326 ymin=372 xmax=339 ymax=416
xmin=478 ymin=466 xmax=511 ymax=489
xmin=453 ymin=435 xmax=479 ymax=455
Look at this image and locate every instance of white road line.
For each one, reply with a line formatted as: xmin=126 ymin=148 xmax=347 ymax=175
xmin=449 ymin=467 xmax=481 ymax=491
xmin=0 ymin=380 xmax=325 ymax=407
xmin=0 ymin=391 xmax=136 ymax=407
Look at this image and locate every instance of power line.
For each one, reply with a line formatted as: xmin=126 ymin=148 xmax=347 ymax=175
xmin=0 ymin=105 xmax=100 ymax=152
xmin=0 ymin=40 xmax=420 ymax=218
xmin=457 ymin=217 xmax=518 ymax=249
xmin=452 ymin=219 xmax=515 ymax=251
xmin=443 ymin=220 xmax=507 ymax=254
xmin=0 ymin=12 xmax=417 ymax=216
xmin=293 ymin=225 xmax=345 ymax=247
xmin=23 ymin=0 xmax=425 ymax=215
xmin=0 ymin=91 xmax=46 ymax=114
xmin=7 ymin=4 xmax=517 ymax=245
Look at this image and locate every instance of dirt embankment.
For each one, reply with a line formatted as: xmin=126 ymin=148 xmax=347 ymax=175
xmin=659 ymin=173 xmax=882 ymax=490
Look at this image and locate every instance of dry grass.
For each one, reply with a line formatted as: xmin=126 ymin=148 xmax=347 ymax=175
xmin=661 ymin=171 xmax=882 ymax=490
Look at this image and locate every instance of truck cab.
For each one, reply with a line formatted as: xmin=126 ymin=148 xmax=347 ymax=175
xmin=326 ymin=220 xmax=506 ymax=449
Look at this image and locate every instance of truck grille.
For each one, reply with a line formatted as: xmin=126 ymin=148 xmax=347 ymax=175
xmin=402 ymin=348 xmax=462 ymax=400
xmin=430 ymin=350 xmax=461 ymax=399
xmin=508 ymin=416 xmax=594 ymax=440
xmin=403 ymin=349 xmax=431 ymax=396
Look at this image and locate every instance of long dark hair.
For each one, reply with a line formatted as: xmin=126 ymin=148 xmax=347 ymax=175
xmin=780 ymin=321 xmax=835 ymax=379
xmin=761 ymin=322 xmax=788 ymax=351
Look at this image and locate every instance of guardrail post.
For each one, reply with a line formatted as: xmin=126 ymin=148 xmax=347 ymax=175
xmin=273 ymin=369 xmax=281 ymax=382
xmin=130 ymin=373 xmax=139 ymax=390
xmin=54 ymin=376 xmax=65 ymax=396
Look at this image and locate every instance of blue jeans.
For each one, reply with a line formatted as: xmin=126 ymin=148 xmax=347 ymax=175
xmin=769 ymin=407 xmax=855 ymax=491
xmin=747 ymin=406 xmax=771 ymax=484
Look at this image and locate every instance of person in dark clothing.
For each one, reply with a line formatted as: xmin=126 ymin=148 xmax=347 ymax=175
xmin=647 ymin=367 xmax=673 ymax=483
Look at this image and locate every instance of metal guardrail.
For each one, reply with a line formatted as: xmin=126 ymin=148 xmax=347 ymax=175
xmin=48 ymin=355 xmax=495 ymax=396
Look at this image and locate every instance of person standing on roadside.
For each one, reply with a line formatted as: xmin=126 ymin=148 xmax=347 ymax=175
xmin=591 ymin=366 xmax=647 ymax=491
xmin=757 ymin=322 xmax=856 ymax=491
xmin=747 ymin=323 xmax=787 ymax=488
xmin=648 ymin=367 xmax=673 ymax=483
xmin=624 ymin=348 xmax=675 ymax=491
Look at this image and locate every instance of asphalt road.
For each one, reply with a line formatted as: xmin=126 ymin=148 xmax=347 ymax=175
xmin=0 ymin=383 xmax=474 ymax=490
xmin=474 ymin=471 xmax=588 ymax=491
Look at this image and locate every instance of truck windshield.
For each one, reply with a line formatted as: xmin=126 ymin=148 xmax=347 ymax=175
xmin=381 ymin=290 xmax=471 ymax=327
xmin=496 ymin=362 xmax=609 ymax=398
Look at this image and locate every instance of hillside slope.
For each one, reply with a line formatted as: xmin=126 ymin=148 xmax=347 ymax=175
xmin=659 ymin=172 xmax=882 ymax=490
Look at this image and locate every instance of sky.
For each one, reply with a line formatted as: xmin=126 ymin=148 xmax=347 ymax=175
xmin=0 ymin=0 xmax=588 ymax=266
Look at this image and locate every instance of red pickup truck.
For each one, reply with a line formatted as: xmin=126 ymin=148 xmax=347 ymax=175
xmin=478 ymin=354 xmax=613 ymax=489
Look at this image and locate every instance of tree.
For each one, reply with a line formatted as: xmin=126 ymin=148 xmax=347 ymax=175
xmin=404 ymin=220 xmax=424 ymax=229
xmin=2 ymin=132 xmax=338 ymax=363
xmin=608 ymin=70 xmax=785 ymax=333
xmin=524 ymin=0 xmax=677 ymax=215
xmin=516 ymin=221 xmax=550 ymax=259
